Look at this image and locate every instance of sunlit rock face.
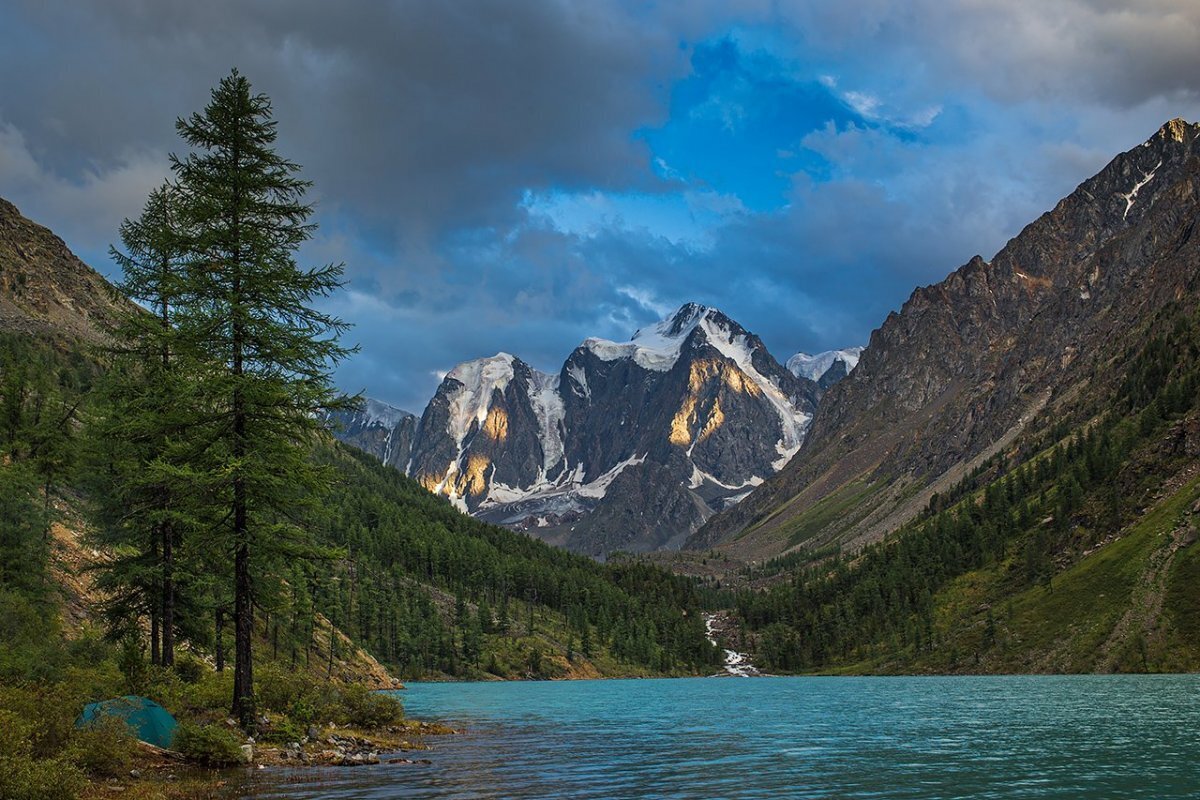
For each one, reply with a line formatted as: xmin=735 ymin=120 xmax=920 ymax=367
xmin=327 ymin=304 xmax=838 ymax=557
xmin=407 ymin=354 xmax=562 ymax=513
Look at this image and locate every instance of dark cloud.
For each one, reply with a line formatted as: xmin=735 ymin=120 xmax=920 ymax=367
xmin=2 ymin=1 xmax=1200 ymax=411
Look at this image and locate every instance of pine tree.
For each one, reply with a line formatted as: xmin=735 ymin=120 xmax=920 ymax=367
xmin=170 ymin=69 xmax=355 ymax=726
xmin=0 ymin=462 xmax=50 ymax=597
xmin=91 ymin=183 xmax=195 ymax=665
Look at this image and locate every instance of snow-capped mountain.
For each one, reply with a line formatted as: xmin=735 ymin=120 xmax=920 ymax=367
xmin=787 ymin=347 xmax=864 ymax=388
xmin=407 ymin=353 xmax=567 ymax=511
xmin=324 ymin=397 xmax=417 ymax=471
xmin=328 ymin=304 xmax=850 ymax=556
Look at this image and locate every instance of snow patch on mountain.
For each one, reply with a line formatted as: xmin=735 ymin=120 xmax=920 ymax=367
xmin=1121 ymin=159 xmax=1161 ymax=220
xmin=481 ymin=454 xmax=645 ymax=516
xmin=528 ymin=370 xmax=566 ymax=476
xmin=566 ymin=363 xmax=590 ymax=400
xmin=576 ymin=454 xmax=646 ymax=499
xmin=582 ymin=302 xmax=709 ymax=372
xmin=787 ymin=347 xmax=864 ymax=382
xmin=688 ymin=463 xmax=764 ymax=491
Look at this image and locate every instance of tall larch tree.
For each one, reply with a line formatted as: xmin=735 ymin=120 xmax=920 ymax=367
xmin=170 ymin=69 xmax=355 ymax=726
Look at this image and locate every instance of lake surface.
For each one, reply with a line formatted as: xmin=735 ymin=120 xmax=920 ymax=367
xmin=244 ymin=675 xmax=1200 ymax=799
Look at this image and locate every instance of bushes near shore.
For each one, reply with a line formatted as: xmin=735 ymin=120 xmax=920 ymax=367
xmin=0 ymin=592 xmax=406 ymax=800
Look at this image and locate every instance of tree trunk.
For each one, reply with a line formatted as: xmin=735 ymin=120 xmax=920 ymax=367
xmin=232 ymin=494 xmax=254 ymax=726
xmin=162 ymin=521 xmax=175 ymax=667
xmin=150 ymin=537 xmax=160 ymax=666
xmin=159 ymin=284 xmax=175 ymax=668
xmin=150 ymin=608 xmax=160 ymax=667
xmin=215 ymin=607 xmax=225 ymax=672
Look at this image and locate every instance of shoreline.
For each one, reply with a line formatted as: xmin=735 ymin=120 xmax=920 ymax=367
xmin=79 ymin=719 xmax=460 ymax=800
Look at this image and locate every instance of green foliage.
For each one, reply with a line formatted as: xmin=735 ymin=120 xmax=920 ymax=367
xmin=258 ymin=717 xmax=306 ymax=746
xmin=172 ymin=653 xmax=207 ymax=684
xmin=337 ymin=683 xmax=402 ymax=729
xmin=67 ymin=716 xmax=136 ymax=778
xmin=173 ymin=721 xmax=245 ymax=766
xmin=0 ymin=332 xmax=96 ymax=601
xmin=116 ymin=638 xmax=149 ymax=695
xmin=0 ymin=710 xmax=84 ymax=800
xmin=0 ymin=464 xmax=50 ymax=597
xmin=0 ymin=684 xmax=85 ymax=761
xmin=0 ymin=591 xmax=69 ymax=682
xmin=164 ymin=68 xmax=357 ymax=724
xmin=254 ymin=665 xmax=323 ymax=721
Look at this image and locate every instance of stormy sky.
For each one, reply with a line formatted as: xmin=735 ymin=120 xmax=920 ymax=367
xmin=3 ymin=1 xmax=1199 ymax=411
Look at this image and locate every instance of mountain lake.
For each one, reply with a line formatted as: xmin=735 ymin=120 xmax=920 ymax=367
xmin=239 ymin=674 xmax=1200 ymax=799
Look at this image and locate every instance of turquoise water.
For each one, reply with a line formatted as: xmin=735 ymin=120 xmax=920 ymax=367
xmin=247 ymin=675 xmax=1200 ymax=799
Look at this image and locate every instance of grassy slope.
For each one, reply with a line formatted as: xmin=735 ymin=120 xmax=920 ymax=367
xmin=856 ymin=470 xmax=1200 ymax=675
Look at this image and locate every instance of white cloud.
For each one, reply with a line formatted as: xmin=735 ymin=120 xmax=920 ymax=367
xmin=616 ymin=285 xmax=673 ymax=318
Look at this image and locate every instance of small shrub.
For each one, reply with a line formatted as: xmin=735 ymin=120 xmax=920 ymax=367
xmin=173 ymin=654 xmax=207 ymax=684
xmin=174 ymin=721 xmax=245 ymax=766
xmin=338 ymin=684 xmax=402 ymax=729
xmin=172 ymin=670 xmax=233 ymax=715
xmin=288 ymin=695 xmax=318 ymax=727
xmin=64 ymin=626 xmax=111 ymax=666
xmin=69 ymin=715 xmax=136 ymax=777
xmin=0 ymin=709 xmax=85 ymax=800
xmin=0 ymin=683 xmax=86 ymax=759
xmin=256 ymin=665 xmax=309 ymax=712
xmin=260 ymin=717 xmax=305 ymax=745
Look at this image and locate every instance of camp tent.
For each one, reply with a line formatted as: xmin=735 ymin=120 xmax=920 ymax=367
xmin=77 ymin=695 xmax=178 ymax=749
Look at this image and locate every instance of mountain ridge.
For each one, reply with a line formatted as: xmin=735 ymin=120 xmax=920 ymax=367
xmin=690 ymin=117 xmax=1200 ymax=558
xmin=329 ymin=303 xmax=859 ymax=556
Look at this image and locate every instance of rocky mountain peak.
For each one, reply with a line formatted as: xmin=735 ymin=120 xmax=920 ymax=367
xmin=359 ymin=398 xmax=413 ymax=430
xmin=660 ymin=301 xmax=710 ymax=335
xmin=1156 ymin=117 xmax=1194 ymax=144
xmin=329 ymin=301 xmax=829 ymax=555
xmin=787 ymin=347 xmax=864 ymax=385
xmin=444 ymin=351 xmax=519 ymax=391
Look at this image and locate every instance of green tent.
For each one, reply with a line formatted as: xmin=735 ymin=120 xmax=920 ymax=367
xmin=77 ymin=695 xmax=178 ymax=749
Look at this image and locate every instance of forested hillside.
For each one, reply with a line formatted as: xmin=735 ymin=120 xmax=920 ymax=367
xmin=0 ymin=292 xmax=717 ymax=685
xmin=736 ymin=302 xmax=1200 ymax=674
xmin=311 ymin=444 xmax=718 ymax=677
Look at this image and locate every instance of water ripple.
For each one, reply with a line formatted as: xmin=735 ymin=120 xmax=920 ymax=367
xmin=242 ymin=675 xmax=1200 ymax=799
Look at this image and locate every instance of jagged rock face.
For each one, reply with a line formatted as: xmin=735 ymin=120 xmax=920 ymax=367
xmin=691 ymin=118 xmax=1200 ymax=556
xmin=324 ymin=399 xmax=417 ymax=472
xmin=408 ymin=354 xmax=564 ymax=508
xmin=0 ymin=197 xmax=129 ymax=340
xmin=329 ymin=304 xmax=827 ymax=556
